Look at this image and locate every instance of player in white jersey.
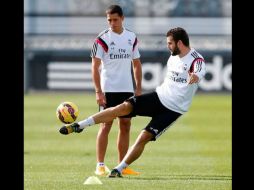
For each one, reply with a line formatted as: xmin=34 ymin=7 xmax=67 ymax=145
xmin=59 ymin=27 xmax=206 ymax=178
xmin=90 ymin=5 xmax=142 ymax=176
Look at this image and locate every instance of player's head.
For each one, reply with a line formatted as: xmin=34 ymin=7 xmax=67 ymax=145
xmin=166 ymin=27 xmax=190 ymax=56
xmin=106 ymin=5 xmax=124 ymax=32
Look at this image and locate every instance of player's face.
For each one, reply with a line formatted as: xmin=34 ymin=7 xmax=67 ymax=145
xmin=107 ymin=13 xmax=124 ymax=33
xmin=167 ymin=36 xmax=180 ymax=56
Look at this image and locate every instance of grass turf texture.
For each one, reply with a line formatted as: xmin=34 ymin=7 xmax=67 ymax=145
xmin=24 ymin=92 xmax=231 ymax=190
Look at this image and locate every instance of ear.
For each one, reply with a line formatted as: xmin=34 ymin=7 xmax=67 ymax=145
xmin=177 ymin=40 xmax=183 ymax=46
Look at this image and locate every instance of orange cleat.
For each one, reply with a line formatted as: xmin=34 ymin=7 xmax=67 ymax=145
xmin=122 ymin=167 xmax=140 ymax=175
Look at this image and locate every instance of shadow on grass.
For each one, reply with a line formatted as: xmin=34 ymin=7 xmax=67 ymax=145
xmin=127 ymin=174 xmax=232 ymax=181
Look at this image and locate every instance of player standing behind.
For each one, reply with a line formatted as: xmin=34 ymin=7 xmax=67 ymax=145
xmin=90 ymin=5 xmax=142 ymax=176
xmin=59 ymin=27 xmax=206 ymax=177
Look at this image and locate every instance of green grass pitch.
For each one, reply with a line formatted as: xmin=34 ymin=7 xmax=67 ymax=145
xmin=24 ymin=92 xmax=231 ymax=190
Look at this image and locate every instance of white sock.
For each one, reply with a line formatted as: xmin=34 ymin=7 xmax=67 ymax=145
xmin=97 ymin=162 xmax=104 ymax=167
xmin=78 ymin=116 xmax=95 ymax=129
xmin=115 ymin=161 xmax=128 ymax=173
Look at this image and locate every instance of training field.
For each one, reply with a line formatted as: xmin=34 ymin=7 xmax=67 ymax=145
xmin=24 ymin=92 xmax=231 ymax=190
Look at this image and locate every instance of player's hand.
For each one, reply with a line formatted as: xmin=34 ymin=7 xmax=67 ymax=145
xmin=188 ymin=71 xmax=199 ymax=84
xmin=96 ymin=92 xmax=106 ymax=107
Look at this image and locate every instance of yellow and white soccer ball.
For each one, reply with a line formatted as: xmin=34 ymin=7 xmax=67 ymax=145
xmin=56 ymin=101 xmax=79 ymax=124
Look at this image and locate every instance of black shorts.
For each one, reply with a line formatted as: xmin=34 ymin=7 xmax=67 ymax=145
xmin=125 ymin=92 xmax=182 ymax=141
xmin=100 ymin=92 xmax=134 ymax=118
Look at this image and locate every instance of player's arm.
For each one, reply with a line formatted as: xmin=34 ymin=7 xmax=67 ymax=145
xmin=188 ymin=59 xmax=206 ymax=84
xmin=132 ymin=58 xmax=142 ymax=96
xmin=91 ymin=57 xmax=106 ymax=107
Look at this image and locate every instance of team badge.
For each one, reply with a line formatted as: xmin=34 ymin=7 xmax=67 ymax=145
xmin=128 ymin=39 xmax=132 ymax=46
xmin=183 ymin=64 xmax=187 ymax=71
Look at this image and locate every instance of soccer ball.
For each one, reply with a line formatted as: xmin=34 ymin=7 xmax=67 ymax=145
xmin=56 ymin=101 xmax=79 ymax=124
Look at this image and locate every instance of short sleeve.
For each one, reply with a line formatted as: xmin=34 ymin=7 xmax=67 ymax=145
xmin=132 ymin=37 xmax=140 ymax=59
xmin=90 ymin=38 xmax=107 ymax=59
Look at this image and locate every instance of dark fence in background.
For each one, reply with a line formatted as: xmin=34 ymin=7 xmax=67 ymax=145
xmin=24 ymin=50 xmax=231 ymax=93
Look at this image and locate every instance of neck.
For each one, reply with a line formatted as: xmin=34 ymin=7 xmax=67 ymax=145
xmin=179 ymin=47 xmax=191 ymax=58
xmin=112 ymin=27 xmax=123 ymax=34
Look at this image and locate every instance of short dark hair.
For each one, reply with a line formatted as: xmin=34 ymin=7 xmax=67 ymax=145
xmin=166 ymin=27 xmax=189 ymax=47
xmin=106 ymin=5 xmax=123 ymax=16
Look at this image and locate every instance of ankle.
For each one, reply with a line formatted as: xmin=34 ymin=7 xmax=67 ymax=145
xmin=97 ymin=162 xmax=105 ymax=167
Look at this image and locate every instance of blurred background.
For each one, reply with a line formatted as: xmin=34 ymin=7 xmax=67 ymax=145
xmin=24 ymin=0 xmax=232 ymax=94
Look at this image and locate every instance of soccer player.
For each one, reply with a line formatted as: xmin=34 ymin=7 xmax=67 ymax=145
xmin=59 ymin=27 xmax=206 ymax=178
xmin=90 ymin=5 xmax=142 ymax=176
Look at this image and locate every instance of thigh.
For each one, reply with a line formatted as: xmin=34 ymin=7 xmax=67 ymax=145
xmin=144 ymin=110 xmax=182 ymax=141
xmin=126 ymin=91 xmax=169 ymax=117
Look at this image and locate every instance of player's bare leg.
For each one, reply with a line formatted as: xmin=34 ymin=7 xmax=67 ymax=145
xmin=117 ymin=118 xmax=131 ymax=163
xmin=117 ymin=118 xmax=141 ymax=175
xmin=108 ymin=130 xmax=153 ymax=177
xmin=124 ymin=130 xmax=153 ymax=165
xmin=93 ymin=102 xmax=133 ymax=124
xmin=95 ymin=121 xmax=113 ymax=175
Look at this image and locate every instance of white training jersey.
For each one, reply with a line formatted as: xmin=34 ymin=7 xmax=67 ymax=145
xmin=156 ymin=48 xmax=206 ymax=114
xmin=90 ymin=27 xmax=140 ymax=92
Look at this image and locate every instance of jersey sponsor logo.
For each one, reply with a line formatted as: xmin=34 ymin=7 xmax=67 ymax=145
xmin=109 ymin=48 xmax=131 ymax=60
xmin=168 ymin=71 xmax=187 ymax=83
xmin=109 ymin=53 xmax=131 ymax=59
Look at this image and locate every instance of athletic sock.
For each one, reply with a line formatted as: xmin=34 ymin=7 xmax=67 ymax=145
xmin=78 ymin=116 xmax=95 ymax=129
xmin=115 ymin=161 xmax=128 ymax=173
xmin=97 ymin=162 xmax=105 ymax=168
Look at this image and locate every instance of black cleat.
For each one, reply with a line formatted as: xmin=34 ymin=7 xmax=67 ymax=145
xmin=108 ymin=169 xmax=123 ymax=178
xmin=59 ymin=123 xmax=83 ymax=135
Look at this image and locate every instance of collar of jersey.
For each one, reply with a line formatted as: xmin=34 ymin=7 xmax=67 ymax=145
xmin=109 ymin=27 xmax=125 ymax=36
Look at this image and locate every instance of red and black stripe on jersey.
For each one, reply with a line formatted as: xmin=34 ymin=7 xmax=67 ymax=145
xmin=133 ymin=37 xmax=138 ymax=51
xmin=90 ymin=37 xmax=108 ymax=57
xmin=91 ymin=30 xmax=109 ymax=57
xmin=96 ymin=37 xmax=108 ymax=52
xmin=190 ymin=51 xmax=205 ymax=73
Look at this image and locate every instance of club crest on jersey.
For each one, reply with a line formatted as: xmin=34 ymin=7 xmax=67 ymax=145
xmin=183 ymin=64 xmax=187 ymax=71
xmin=128 ymin=39 xmax=132 ymax=46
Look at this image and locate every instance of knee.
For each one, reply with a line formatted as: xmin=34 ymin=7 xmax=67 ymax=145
xmin=119 ymin=118 xmax=131 ymax=127
xmin=135 ymin=130 xmax=153 ymax=146
xmin=119 ymin=119 xmax=131 ymax=133
xmin=98 ymin=122 xmax=113 ymax=135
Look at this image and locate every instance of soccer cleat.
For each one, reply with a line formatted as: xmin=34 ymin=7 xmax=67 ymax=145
xmin=108 ymin=169 xmax=123 ymax=178
xmin=122 ymin=167 xmax=140 ymax=175
xmin=94 ymin=165 xmax=110 ymax=176
xmin=59 ymin=123 xmax=83 ymax=135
